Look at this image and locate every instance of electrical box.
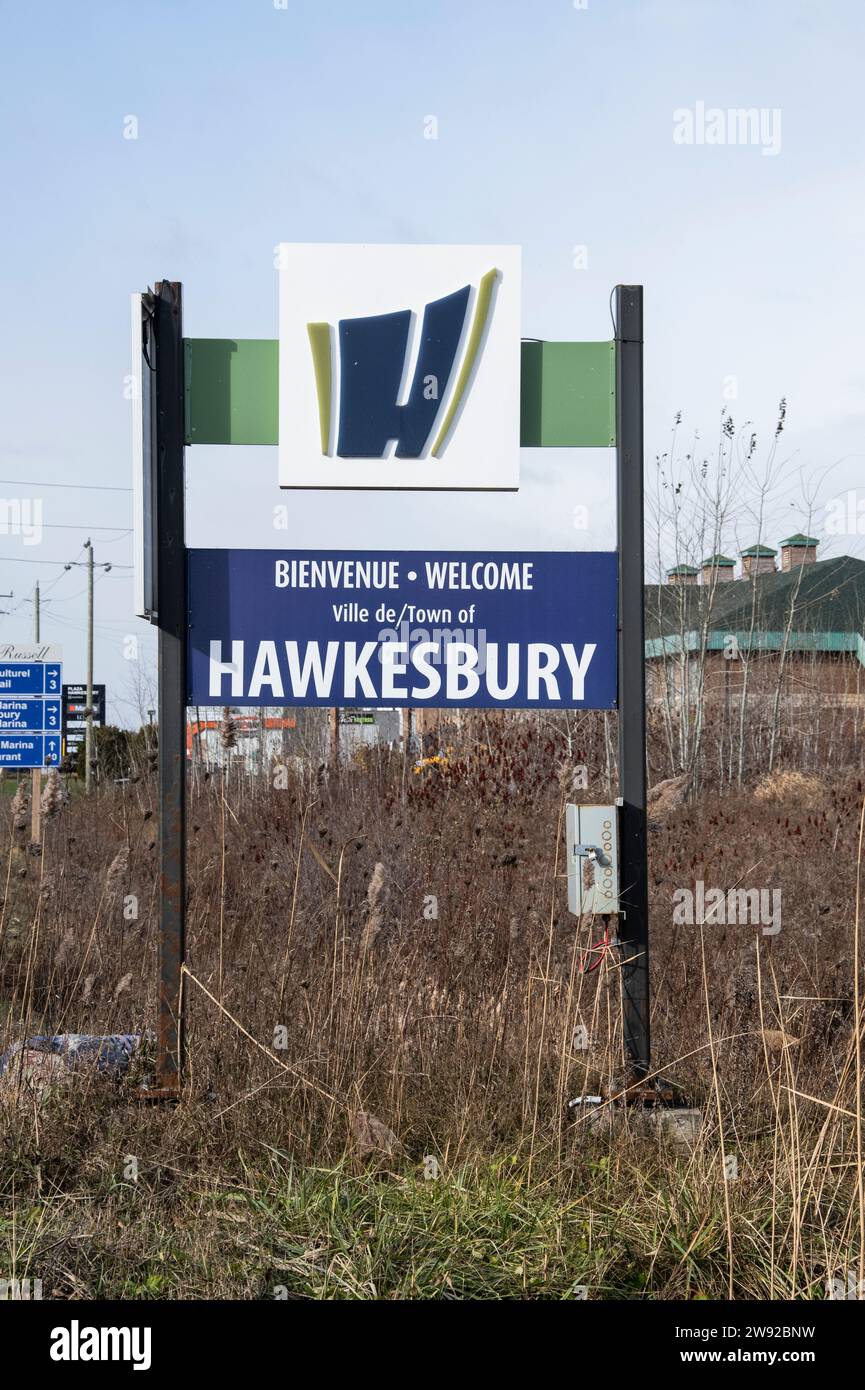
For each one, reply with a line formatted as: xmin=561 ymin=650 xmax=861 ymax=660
xmin=565 ymin=803 xmax=620 ymax=916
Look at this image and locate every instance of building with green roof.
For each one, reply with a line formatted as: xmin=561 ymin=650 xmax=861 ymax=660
xmin=665 ymin=563 xmax=699 ymax=585
xmin=646 ymin=548 xmax=865 ymax=707
xmin=740 ymin=543 xmax=777 ymax=578
xmin=779 ymin=534 xmax=820 ymax=571
xmin=701 ymin=554 xmax=737 ymax=585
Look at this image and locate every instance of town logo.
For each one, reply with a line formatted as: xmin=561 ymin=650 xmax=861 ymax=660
xmin=277 ymin=244 xmax=521 ymax=491
xmin=306 ymin=268 xmax=498 ymax=460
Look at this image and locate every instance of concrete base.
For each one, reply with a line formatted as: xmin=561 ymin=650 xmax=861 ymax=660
xmin=650 ymin=1107 xmax=703 ymax=1146
xmin=579 ymin=1105 xmax=703 ymax=1148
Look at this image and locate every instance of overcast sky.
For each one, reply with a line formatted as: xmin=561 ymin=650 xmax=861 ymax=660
xmin=1 ymin=0 xmax=862 ymax=725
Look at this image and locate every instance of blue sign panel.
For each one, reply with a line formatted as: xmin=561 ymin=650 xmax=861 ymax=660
xmin=0 ymin=734 xmax=61 ymax=768
xmin=0 ymin=698 xmax=61 ymax=732
xmin=188 ymin=550 xmax=617 ymax=710
xmin=0 ymin=664 xmax=44 ymax=695
xmin=43 ymin=663 xmax=62 ymax=694
xmin=0 ymin=662 xmax=62 ymax=695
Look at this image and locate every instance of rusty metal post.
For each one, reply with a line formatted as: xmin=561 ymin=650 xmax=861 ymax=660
xmin=154 ymin=280 xmax=186 ymax=1094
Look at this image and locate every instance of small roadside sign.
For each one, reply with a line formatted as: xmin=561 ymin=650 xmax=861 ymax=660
xmin=0 ymin=698 xmax=61 ymax=732
xmin=61 ymin=683 xmax=106 ymax=761
xmin=0 ymin=647 xmax=63 ymax=767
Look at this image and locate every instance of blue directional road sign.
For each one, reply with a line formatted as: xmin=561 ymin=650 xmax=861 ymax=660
xmin=0 ymin=698 xmax=61 ymax=732
xmin=0 ymin=648 xmax=63 ymax=766
xmin=0 ymin=734 xmax=62 ymax=768
xmin=0 ymin=662 xmax=61 ymax=696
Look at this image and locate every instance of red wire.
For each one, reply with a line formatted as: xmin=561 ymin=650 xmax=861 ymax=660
xmin=579 ymin=920 xmax=613 ymax=975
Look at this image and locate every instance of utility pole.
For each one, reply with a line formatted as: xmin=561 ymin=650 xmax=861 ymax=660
xmin=85 ymin=541 xmax=94 ymax=793
xmin=614 ymin=285 xmax=650 ymax=1082
xmin=31 ymin=581 xmax=42 ymax=846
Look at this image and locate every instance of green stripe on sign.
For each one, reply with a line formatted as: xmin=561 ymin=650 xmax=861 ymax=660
xmin=184 ymin=339 xmax=279 ymax=446
xmin=520 ymin=341 xmax=616 ymax=447
xmin=183 ymin=338 xmax=615 ymax=448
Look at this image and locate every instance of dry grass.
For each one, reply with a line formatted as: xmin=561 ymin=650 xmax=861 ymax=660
xmin=754 ymin=770 xmax=827 ymax=804
xmin=0 ymin=712 xmax=863 ymax=1299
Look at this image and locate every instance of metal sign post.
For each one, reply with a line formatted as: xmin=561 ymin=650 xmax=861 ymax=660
xmin=614 ymin=285 xmax=650 ymax=1080
xmin=153 ymin=280 xmax=187 ymax=1095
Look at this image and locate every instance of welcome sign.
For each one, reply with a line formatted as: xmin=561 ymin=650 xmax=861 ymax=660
xmin=133 ymin=268 xmax=648 ymax=1093
xmin=278 ymin=244 xmax=521 ymax=490
xmin=187 ymin=549 xmax=617 ymax=709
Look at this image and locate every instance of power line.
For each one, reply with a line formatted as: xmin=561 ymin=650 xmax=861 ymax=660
xmin=3 ymin=546 xmax=88 ymax=617
xmin=0 ymin=478 xmax=132 ymax=492
xmin=29 ymin=523 xmax=132 ymax=534
xmin=0 ymin=556 xmax=132 ymax=566
xmin=0 ymin=551 xmax=130 ymax=631
xmin=40 ymin=613 xmax=130 ymax=638
xmin=17 ymin=573 xmax=112 ymax=604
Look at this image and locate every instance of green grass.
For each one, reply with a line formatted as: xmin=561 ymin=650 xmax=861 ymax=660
xmin=251 ymin=1160 xmax=591 ymax=1299
xmin=1 ymin=1127 xmax=839 ymax=1300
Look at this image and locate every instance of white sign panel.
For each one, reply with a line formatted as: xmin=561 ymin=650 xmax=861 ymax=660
xmin=131 ymin=292 xmax=156 ymax=620
xmin=278 ymin=244 xmax=521 ymax=491
xmin=0 ymin=644 xmax=62 ymax=664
